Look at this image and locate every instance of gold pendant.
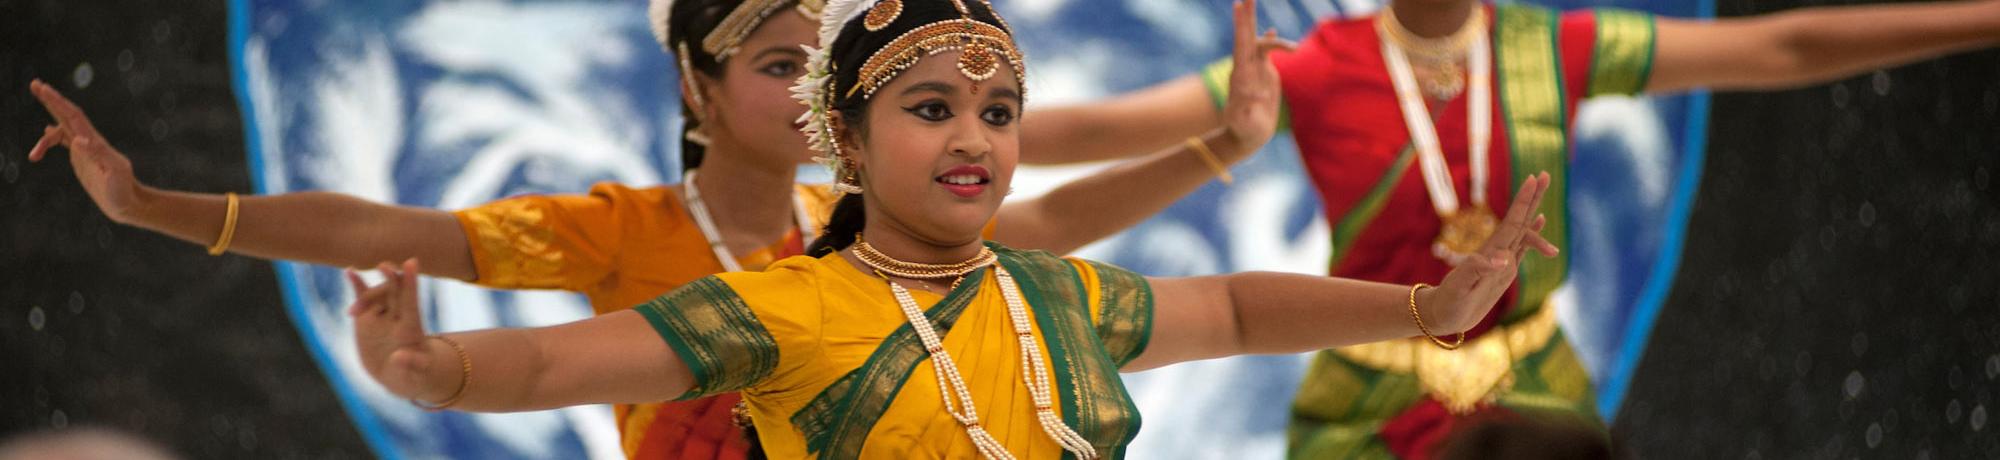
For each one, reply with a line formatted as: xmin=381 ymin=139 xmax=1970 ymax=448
xmin=1417 ymin=59 xmax=1464 ymax=101
xmin=1434 ymin=206 xmax=1496 ymax=261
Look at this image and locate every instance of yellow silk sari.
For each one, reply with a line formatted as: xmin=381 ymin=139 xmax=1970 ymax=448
xmin=636 ymin=245 xmax=1155 ymax=459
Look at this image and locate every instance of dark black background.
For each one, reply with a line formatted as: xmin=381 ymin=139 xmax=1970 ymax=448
xmin=3 ymin=0 xmax=1997 ymax=458
xmin=2 ymin=0 xmax=370 ymax=458
xmin=1610 ymin=0 xmax=2000 ymax=458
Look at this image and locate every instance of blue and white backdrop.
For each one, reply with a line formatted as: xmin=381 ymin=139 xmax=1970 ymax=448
xmin=227 ymin=0 xmax=1710 ymax=458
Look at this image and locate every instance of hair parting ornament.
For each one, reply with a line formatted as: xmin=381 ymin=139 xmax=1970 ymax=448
xmin=650 ymin=0 xmax=829 ymax=60
xmin=794 ymin=0 xmax=1026 ymax=196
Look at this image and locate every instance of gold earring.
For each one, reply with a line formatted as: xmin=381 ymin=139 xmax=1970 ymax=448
xmin=834 ymin=154 xmax=863 ymax=194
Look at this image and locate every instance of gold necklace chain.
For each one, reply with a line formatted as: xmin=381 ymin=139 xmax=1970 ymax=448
xmin=1377 ymin=6 xmax=1480 ymax=64
xmin=852 ymin=236 xmax=997 ymax=280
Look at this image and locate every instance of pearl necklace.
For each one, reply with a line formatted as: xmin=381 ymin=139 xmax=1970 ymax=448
xmin=855 ymin=245 xmax=1097 ymax=459
xmin=683 ymin=170 xmax=817 ymax=272
xmin=1379 ymin=9 xmax=1497 ymax=263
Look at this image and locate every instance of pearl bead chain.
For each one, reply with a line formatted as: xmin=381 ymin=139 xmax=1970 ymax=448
xmin=881 ymin=265 xmax=1098 ymax=459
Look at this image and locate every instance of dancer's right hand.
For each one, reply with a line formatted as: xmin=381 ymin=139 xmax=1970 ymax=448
xmin=28 ymin=80 xmax=147 ymax=223
xmin=1221 ymin=0 xmax=1297 ymax=151
xmin=346 ymin=258 xmax=452 ymax=402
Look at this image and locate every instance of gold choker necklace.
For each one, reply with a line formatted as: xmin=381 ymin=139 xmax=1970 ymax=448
xmin=1377 ymin=6 xmax=1485 ymax=100
xmin=852 ymin=236 xmax=996 ymax=280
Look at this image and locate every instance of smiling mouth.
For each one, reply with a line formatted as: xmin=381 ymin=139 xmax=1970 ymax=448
xmin=937 ymin=174 xmax=988 ymax=185
xmin=936 ymin=166 xmax=992 ymax=198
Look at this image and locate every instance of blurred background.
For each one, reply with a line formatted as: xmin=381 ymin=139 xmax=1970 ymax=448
xmin=4 ymin=0 xmax=1998 ymax=458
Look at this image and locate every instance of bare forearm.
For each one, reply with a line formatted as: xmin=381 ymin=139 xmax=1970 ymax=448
xmin=1129 ymin=272 xmax=1441 ymax=371
xmin=1020 ymin=76 xmax=1219 ymax=164
xmin=1222 ymin=272 xmax=1426 ymax=355
xmin=122 ymin=187 xmax=477 ymax=280
xmin=418 ymin=329 xmax=549 ymax=412
xmin=417 ymin=312 xmax=690 ymax=412
xmin=996 ymin=128 xmax=1248 ymax=254
xmin=1653 ymin=1 xmax=2000 ymax=92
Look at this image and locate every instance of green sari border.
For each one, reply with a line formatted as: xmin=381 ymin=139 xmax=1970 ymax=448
xmin=1084 ymin=260 xmax=1155 ymax=368
xmin=634 ymin=276 xmax=777 ymax=401
xmin=1494 ymin=3 xmax=1572 ymax=323
xmin=1586 ymin=9 xmax=1659 ymax=96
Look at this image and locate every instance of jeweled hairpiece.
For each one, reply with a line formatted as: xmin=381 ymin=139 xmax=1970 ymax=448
xmin=650 ymin=0 xmax=827 ymax=60
xmin=843 ymin=19 xmax=1022 ymax=99
xmin=794 ymin=0 xmax=1025 ymax=195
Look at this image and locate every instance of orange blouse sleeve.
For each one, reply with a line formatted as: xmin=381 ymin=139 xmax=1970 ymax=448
xmin=452 ymin=182 xmax=669 ymax=291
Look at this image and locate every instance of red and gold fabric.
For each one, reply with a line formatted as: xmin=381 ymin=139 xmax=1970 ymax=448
xmin=1201 ymin=4 xmax=1655 ymax=458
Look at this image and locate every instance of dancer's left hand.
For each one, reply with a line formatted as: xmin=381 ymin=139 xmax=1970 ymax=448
xmin=1423 ymin=172 xmax=1561 ymax=332
xmin=1221 ymin=0 xmax=1296 ymax=151
xmin=346 ymin=258 xmax=449 ymax=402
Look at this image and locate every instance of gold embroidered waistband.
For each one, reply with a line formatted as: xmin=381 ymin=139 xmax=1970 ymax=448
xmin=1332 ymin=303 xmax=1560 ymax=413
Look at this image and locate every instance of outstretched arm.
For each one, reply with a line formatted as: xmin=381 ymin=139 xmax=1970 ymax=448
xmin=27 ymin=80 xmax=479 ymax=280
xmin=347 ymin=259 xmax=692 ymax=411
xmin=1018 ymin=76 xmax=1217 ymax=165
xmin=1647 ymin=0 xmax=2000 ymax=93
xmin=1017 ymin=0 xmax=1294 ymax=165
xmin=994 ymin=0 xmax=1291 ymax=254
xmin=1125 ymin=173 xmax=1557 ymax=372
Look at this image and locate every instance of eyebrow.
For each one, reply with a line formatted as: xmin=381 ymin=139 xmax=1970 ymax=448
xmin=898 ymin=81 xmax=1025 ymax=102
xmin=986 ymin=86 xmax=1023 ymax=103
xmin=749 ymin=46 xmax=806 ymax=61
xmin=899 ymin=81 xmax=959 ymax=97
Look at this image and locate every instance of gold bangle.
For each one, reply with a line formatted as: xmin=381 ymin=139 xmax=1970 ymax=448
xmin=1408 ymin=283 xmax=1464 ymax=350
xmin=1183 ymin=136 xmax=1235 ymax=185
xmin=412 ymin=335 xmax=472 ymax=411
xmin=206 ymin=192 xmax=240 ymax=256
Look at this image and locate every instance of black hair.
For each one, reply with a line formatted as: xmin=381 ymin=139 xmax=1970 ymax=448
xmin=666 ymin=0 xmax=803 ymax=170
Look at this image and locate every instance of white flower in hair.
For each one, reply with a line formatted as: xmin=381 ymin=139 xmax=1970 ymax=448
xmin=796 ymin=0 xmax=883 ymax=192
xmin=648 ymin=0 xmax=676 ymax=52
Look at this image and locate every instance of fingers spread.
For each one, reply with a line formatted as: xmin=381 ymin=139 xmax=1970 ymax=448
xmin=29 ymin=126 xmax=63 ymax=162
xmin=30 ymin=80 xmax=98 ymax=138
xmin=345 ymin=269 xmax=372 ymax=316
xmin=353 ymin=285 xmax=395 ymax=317
xmin=1525 ymin=232 xmax=1560 ymax=258
xmin=1487 ymin=173 xmax=1550 ymax=252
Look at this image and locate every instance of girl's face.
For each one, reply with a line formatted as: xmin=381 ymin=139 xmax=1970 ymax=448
xmin=849 ymin=51 xmax=1022 ymax=247
xmin=692 ymin=10 xmax=819 ymax=168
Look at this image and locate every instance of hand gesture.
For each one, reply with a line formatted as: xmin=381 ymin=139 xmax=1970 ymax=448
xmin=1424 ymin=172 xmax=1560 ymax=333
xmin=345 ymin=258 xmax=446 ymax=402
xmin=1221 ymin=0 xmax=1297 ymax=151
xmin=27 ymin=80 xmax=144 ymax=222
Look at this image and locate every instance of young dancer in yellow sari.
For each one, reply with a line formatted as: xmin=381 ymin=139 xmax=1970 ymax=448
xmin=21 ymin=0 xmax=1292 ymax=456
xmin=342 ymin=0 xmax=1561 ymax=457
